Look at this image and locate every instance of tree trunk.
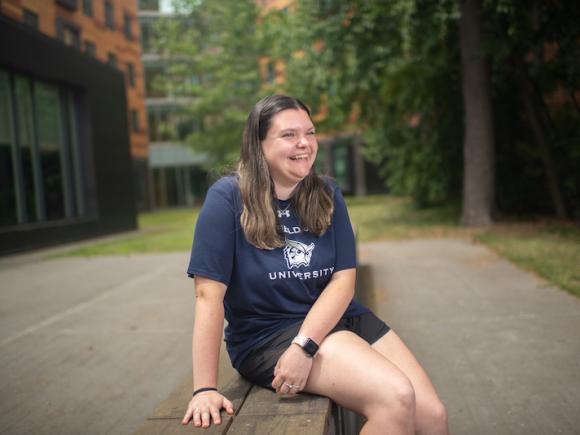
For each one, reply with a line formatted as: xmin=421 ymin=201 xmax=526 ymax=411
xmin=352 ymin=133 xmax=367 ymax=196
xmin=458 ymin=0 xmax=495 ymax=226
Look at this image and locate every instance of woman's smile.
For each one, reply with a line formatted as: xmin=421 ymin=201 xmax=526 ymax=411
xmin=261 ymin=108 xmax=318 ymax=192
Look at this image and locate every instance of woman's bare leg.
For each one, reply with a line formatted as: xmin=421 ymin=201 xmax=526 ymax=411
xmin=372 ymin=332 xmax=449 ymax=435
xmin=303 ymin=330 xmax=416 ymax=435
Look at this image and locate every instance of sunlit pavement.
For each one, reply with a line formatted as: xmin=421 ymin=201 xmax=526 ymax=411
xmin=360 ymin=239 xmax=580 ymax=435
xmin=0 ymin=252 xmax=195 ymax=435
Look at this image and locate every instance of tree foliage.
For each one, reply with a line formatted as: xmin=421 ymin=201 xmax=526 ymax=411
xmin=265 ymin=0 xmax=580 ymax=215
xmin=265 ymin=0 xmax=464 ymax=206
xmin=156 ymin=0 xmax=580 ymax=217
xmin=155 ymin=0 xmax=264 ymax=167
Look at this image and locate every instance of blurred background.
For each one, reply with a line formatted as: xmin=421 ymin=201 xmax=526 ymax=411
xmin=1 ymin=0 xmax=578 ymax=293
xmin=0 ymin=0 xmax=578 ymax=238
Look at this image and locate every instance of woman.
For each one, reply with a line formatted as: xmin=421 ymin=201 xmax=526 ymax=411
xmin=182 ymin=95 xmax=449 ymax=434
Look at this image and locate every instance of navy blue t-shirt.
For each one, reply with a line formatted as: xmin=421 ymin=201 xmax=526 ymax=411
xmin=187 ymin=175 xmax=369 ymax=370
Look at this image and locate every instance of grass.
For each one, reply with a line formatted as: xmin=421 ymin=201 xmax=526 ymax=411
xmin=56 ymin=209 xmax=199 ymax=257
xmin=475 ymin=223 xmax=580 ymax=297
xmin=57 ymin=195 xmax=580 ymax=297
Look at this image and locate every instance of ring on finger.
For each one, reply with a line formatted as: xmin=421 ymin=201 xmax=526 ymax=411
xmin=283 ymin=382 xmax=299 ymax=390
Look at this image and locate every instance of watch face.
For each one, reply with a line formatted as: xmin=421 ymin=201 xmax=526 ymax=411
xmin=303 ymin=339 xmax=319 ymax=357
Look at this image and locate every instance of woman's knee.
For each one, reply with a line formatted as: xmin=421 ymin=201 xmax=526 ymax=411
xmin=417 ymin=396 xmax=448 ymax=433
xmin=426 ymin=398 xmax=448 ymax=427
xmin=367 ymin=372 xmax=416 ymax=420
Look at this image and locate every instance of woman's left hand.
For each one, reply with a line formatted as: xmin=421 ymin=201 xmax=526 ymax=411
xmin=271 ymin=344 xmax=313 ymax=395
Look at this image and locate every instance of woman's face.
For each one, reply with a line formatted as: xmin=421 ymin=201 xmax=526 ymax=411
xmin=261 ymin=109 xmax=318 ymax=190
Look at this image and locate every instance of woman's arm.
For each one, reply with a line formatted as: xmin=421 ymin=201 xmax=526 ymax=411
xmin=298 ymin=268 xmax=356 ymax=344
xmin=182 ymin=276 xmax=234 ymax=428
xmin=271 ymin=268 xmax=356 ymax=393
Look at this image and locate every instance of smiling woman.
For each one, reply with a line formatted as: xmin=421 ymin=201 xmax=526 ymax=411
xmin=260 ymin=108 xmax=318 ymax=195
xmin=182 ymin=95 xmax=449 ymax=434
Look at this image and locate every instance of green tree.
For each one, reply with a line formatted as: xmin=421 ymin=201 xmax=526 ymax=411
xmin=266 ymin=0 xmax=580 ymax=219
xmin=266 ymin=0 xmax=464 ymax=207
xmin=155 ymin=0 xmax=264 ymax=167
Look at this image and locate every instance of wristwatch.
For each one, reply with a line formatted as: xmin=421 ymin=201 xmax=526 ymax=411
xmin=292 ymin=335 xmax=319 ymax=357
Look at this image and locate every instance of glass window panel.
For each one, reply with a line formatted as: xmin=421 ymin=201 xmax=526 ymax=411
xmin=0 ymin=70 xmax=17 ymax=225
xmin=127 ymin=63 xmax=136 ymax=87
xmin=83 ymin=0 xmax=93 ymax=16
xmin=35 ymin=82 xmax=66 ymax=221
xmin=14 ymin=76 xmax=37 ymax=221
xmin=23 ymin=9 xmax=39 ymax=30
xmin=105 ymin=1 xmax=114 ymax=29
xmin=124 ymin=14 xmax=132 ymax=40
xmin=65 ymin=91 xmax=84 ymax=216
xmin=139 ymin=0 xmax=159 ymax=11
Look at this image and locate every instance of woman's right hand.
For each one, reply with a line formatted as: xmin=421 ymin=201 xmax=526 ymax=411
xmin=181 ymin=391 xmax=235 ymax=428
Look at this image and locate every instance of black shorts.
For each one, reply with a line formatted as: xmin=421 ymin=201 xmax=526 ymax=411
xmin=237 ymin=311 xmax=391 ymax=389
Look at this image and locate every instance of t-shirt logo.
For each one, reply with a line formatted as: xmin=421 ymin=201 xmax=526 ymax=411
xmin=283 ymin=239 xmax=315 ymax=269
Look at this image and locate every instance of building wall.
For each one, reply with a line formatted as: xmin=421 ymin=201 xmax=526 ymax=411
xmin=1 ymin=0 xmax=151 ymax=209
xmin=0 ymin=15 xmax=137 ymax=254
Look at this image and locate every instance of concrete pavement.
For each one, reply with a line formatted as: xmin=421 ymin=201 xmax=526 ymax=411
xmin=0 ymin=238 xmax=579 ymax=434
xmin=0 ymin=253 xmax=195 ymax=435
xmin=359 ymin=239 xmax=580 ymax=435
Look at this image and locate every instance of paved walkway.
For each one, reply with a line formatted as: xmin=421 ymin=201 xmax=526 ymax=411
xmin=0 ymin=238 xmax=578 ymax=434
xmin=359 ymin=239 xmax=580 ymax=435
xmin=0 ymin=252 xmax=195 ymax=435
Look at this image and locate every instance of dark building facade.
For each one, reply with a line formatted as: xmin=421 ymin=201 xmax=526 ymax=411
xmin=0 ymin=16 xmax=137 ymax=255
xmin=1 ymin=0 xmax=151 ymax=211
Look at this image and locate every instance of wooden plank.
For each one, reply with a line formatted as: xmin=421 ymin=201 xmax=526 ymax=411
xmin=236 ymin=386 xmax=330 ymax=416
xmin=134 ymin=377 xmax=252 ymax=435
xmin=134 ymin=344 xmax=253 ymax=435
xmin=226 ymin=387 xmax=331 ymax=435
xmin=226 ymin=414 xmax=329 ymax=435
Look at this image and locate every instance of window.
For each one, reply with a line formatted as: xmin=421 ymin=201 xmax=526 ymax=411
xmin=82 ymin=0 xmax=92 ymax=16
xmin=139 ymin=0 xmax=159 ymax=11
xmin=0 ymin=68 xmax=89 ymax=226
xmin=123 ymin=13 xmax=132 ymax=40
xmin=144 ymin=65 xmax=165 ymax=97
xmin=131 ymin=110 xmax=140 ymax=133
xmin=140 ymin=21 xmax=151 ymax=52
xmin=0 ymin=70 xmax=17 ymax=225
xmin=22 ymin=9 xmax=39 ymax=30
xmin=56 ymin=18 xmax=81 ymax=50
xmin=55 ymin=0 xmax=78 ymax=11
xmin=104 ymin=1 xmax=114 ymax=30
xmin=84 ymin=41 xmax=96 ymax=57
xmin=107 ymin=52 xmax=117 ymax=68
xmin=127 ymin=63 xmax=136 ymax=87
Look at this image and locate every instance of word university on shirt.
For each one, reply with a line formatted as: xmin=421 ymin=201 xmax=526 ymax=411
xmin=268 ymin=239 xmax=335 ymax=281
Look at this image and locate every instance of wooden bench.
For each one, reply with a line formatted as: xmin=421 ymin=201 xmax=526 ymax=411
xmin=134 ymin=350 xmax=363 ymax=434
xmin=135 ymin=257 xmax=371 ymax=434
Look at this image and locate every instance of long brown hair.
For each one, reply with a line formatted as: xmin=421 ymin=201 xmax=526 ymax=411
xmin=237 ymin=95 xmax=334 ymax=250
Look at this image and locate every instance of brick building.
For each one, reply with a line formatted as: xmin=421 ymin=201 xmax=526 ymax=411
xmin=1 ymin=0 xmax=151 ymax=209
xmin=0 ymin=0 xmax=144 ymax=254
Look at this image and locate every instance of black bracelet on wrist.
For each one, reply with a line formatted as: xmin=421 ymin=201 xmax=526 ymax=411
xmin=192 ymin=387 xmax=218 ymax=397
